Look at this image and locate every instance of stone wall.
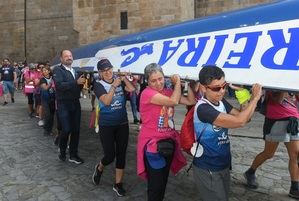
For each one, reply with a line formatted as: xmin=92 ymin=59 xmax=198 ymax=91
xmin=25 ymin=0 xmax=79 ymax=62
xmin=0 ymin=0 xmax=275 ymax=62
xmin=0 ymin=0 xmax=79 ymax=62
xmin=73 ymin=0 xmax=194 ymax=45
xmin=195 ymin=0 xmax=273 ymax=17
xmin=0 ymin=1 xmax=25 ymax=61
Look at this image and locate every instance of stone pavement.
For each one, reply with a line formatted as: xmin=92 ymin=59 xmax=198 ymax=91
xmin=0 ymin=91 xmax=296 ymax=201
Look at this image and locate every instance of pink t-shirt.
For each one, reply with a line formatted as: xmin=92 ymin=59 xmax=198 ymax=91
xmin=24 ymin=70 xmax=42 ymax=83
xmin=266 ymin=92 xmax=299 ymax=119
xmin=140 ymin=87 xmax=174 ymax=132
xmin=137 ymin=87 xmax=187 ymax=180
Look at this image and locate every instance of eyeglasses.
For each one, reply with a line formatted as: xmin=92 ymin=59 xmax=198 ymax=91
xmin=206 ymin=82 xmax=228 ymax=92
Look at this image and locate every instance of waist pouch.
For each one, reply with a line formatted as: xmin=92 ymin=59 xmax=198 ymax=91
xmin=157 ymin=138 xmax=175 ymax=158
xmin=263 ymin=117 xmax=299 ymax=135
xmin=287 ymin=117 xmax=299 ymax=136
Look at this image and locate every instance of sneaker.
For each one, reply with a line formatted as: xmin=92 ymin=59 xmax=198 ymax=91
xmin=113 ymin=183 xmax=126 ymax=197
xmin=92 ymin=164 xmax=103 ymax=185
xmin=289 ymin=188 xmax=299 ymax=199
xmin=11 ymin=98 xmax=14 ymax=103
xmin=69 ymin=155 xmax=84 ymax=164
xmin=28 ymin=112 xmax=34 ymax=118
xmin=38 ymin=120 xmax=44 ymax=126
xmin=95 ymin=125 xmax=99 ymax=133
xmin=244 ymin=170 xmax=258 ymax=189
xmin=58 ymin=153 xmax=66 ymax=162
xmin=3 ymin=101 xmax=8 ymax=106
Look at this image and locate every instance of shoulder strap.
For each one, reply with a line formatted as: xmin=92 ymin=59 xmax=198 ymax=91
xmin=186 ymin=126 xmax=207 ymax=173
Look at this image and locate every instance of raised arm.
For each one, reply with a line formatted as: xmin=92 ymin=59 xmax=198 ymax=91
xmin=213 ymin=84 xmax=262 ymax=128
xmin=150 ymin=75 xmax=182 ymax=107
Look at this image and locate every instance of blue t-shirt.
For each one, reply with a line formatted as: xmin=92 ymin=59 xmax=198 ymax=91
xmin=94 ymin=79 xmax=128 ymax=126
xmin=193 ymin=98 xmax=233 ymax=171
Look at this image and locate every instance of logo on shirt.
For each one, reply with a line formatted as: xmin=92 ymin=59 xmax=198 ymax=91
xmin=213 ymin=125 xmax=222 ymax=132
xmin=218 ymin=132 xmax=230 ymax=145
xmin=110 ymin=99 xmax=123 ymax=110
xmin=158 ymin=106 xmax=175 ymax=131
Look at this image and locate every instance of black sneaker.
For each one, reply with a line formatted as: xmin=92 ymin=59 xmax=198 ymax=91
xmin=113 ymin=183 xmax=126 ymax=197
xmin=3 ymin=101 xmax=8 ymax=106
xmin=244 ymin=170 xmax=258 ymax=189
xmin=58 ymin=153 xmax=66 ymax=162
xmin=29 ymin=112 xmax=34 ymax=118
xmin=11 ymin=98 xmax=14 ymax=103
xmin=69 ymin=155 xmax=84 ymax=164
xmin=92 ymin=164 xmax=103 ymax=185
xmin=289 ymin=188 xmax=299 ymax=199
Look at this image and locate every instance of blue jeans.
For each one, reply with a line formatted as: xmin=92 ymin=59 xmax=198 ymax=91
xmin=129 ymin=92 xmax=138 ymax=120
xmin=2 ymin=81 xmax=14 ymax=95
xmin=56 ymin=100 xmax=81 ymax=157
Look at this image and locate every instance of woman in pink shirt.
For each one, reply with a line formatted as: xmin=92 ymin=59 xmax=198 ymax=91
xmin=24 ymin=63 xmax=38 ymax=117
xmin=137 ymin=63 xmax=196 ymax=201
xmin=244 ymin=91 xmax=299 ymax=199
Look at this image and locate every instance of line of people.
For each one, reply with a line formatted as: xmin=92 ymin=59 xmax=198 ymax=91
xmin=3 ymin=50 xmax=299 ymax=200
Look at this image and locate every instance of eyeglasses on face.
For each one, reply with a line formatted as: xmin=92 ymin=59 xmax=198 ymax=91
xmin=206 ymin=82 xmax=228 ymax=92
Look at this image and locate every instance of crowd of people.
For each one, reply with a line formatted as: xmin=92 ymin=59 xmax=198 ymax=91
xmin=1 ymin=51 xmax=299 ymax=200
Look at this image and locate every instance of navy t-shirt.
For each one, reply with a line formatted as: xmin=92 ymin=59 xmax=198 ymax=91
xmin=197 ymin=98 xmax=233 ymax=123
xmin=193 ymin=98 xmax=233 ymax=171
xmin=0 ymin=66 xmax=14 ymax=81
xmin=93 ymin=79 xmax=128 ymax=126
xmin=40 ymin=77 xmax=55 ymax=101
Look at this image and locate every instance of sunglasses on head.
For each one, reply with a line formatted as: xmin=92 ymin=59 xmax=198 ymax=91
xmin=206 ymin=82 xmax=228 ymax=92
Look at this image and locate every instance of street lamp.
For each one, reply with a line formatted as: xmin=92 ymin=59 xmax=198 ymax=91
xmin=24 ymin=0 xmax=27 ymax=63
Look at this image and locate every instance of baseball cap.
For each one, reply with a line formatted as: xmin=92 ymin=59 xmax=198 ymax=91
xmin=97 ymin=59 xmax=113 ymax=71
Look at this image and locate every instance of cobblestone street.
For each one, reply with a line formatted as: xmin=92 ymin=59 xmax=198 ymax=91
xmin=0 ymin=91 xmax=296 ymax=201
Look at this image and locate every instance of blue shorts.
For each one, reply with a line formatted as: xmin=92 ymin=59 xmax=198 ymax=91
xmin=2 ymin=81 xmax=15 ymax=95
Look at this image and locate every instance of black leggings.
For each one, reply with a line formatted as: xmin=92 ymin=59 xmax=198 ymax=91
xmin=144 ymin=150 xmax=174 ymax=201
xmin=99 ymin=123 xmax=129 ymax=169
xmin=27 ymin=93 xmax=34 ymax=105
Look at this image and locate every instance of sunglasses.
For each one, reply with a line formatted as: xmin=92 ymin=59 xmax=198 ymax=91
xmin=206 ymin=82 xmax=228 ymax=92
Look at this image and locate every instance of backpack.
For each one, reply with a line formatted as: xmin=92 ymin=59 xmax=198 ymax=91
xmin=180 ymin=105 xmax=195 ymax=154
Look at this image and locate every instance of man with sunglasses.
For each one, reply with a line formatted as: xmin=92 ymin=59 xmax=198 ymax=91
xmin=192 ymin=65 xmax=262 ymax=201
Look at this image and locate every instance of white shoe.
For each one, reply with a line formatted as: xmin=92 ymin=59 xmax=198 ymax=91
xmin=38 ymin=120 xmax=44 ymax=127
xmin=95 ymin=125 xmax=99 ymax=133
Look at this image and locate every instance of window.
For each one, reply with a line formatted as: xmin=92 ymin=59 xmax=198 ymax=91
xmin=120 ymin=11 xmax=128 ymax=30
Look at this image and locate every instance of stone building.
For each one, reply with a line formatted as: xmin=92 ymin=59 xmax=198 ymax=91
xmin=0 ymin=0 xmax=273 ymax=63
